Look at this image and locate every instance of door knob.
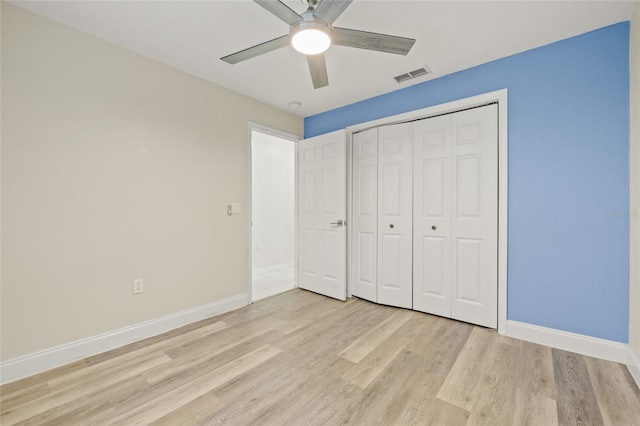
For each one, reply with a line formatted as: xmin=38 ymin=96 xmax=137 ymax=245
xmin=431 ymin=225 xmax=437 ymax=230
xmin=330 ymin=220 xmax=345 ymax=227
xmin=390 ymin=224 xmax=394 ymax=229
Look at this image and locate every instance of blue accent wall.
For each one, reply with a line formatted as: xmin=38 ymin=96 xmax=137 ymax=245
xmin=305 ymin=23 xmax=630 ymax=343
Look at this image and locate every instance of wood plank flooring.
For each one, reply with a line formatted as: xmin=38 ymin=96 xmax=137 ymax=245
xmin=2 ymin=289 xmax=640 ymax=425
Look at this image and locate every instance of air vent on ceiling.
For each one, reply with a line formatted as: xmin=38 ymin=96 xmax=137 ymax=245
xmin=409 ymin=67 xmax=429 ymax=78
xmin=394 ymin=66 xmax=430 ymax=83
xmin=394 ymin=73 xmax=412 ymax=83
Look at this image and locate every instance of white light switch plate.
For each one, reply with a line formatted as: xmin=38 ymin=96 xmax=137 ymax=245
xmin=227 ymin=203 xmax=242 ymax=216
xmin=133 ymin=278 xmax=143 ymax=295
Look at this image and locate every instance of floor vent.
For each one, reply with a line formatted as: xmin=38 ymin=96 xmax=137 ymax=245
xmin=394 ymin=66 xmax=430 ymax=83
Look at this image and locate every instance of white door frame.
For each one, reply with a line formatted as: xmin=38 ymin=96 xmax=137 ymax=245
xmin=246 ymin=122 xmax=301 ymax=304
xmin=346 ymin=89 xmax=509 ymax=334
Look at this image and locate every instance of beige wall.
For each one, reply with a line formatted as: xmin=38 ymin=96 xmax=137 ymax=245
xmin=0 ymin=3 xmax=302 ymax=361
xmin=631 ymin=3 xmax=640 ymax=357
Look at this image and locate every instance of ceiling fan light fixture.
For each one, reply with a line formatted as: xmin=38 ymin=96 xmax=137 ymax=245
xmin=221 ymin=0 xmax=416 ymax=90
xmin=290 ymin=21 xmax=331 ymax=55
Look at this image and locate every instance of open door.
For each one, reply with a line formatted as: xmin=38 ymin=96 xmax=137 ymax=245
xmin=298 ymin=129 xmax=347 ymax=301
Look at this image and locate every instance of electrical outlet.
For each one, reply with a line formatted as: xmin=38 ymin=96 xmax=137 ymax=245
xmin=133 ymin=278 xmax=144 ymax=295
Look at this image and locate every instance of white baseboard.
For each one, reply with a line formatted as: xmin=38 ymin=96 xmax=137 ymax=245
xmin=252 ymin=262 xmax=294 ymax=275
xmin=506 ymin=320 xmax=628 ymax=364
xmin=0 ymin=294 xmax=248 ymax=385
xmin=628 ymin=346 xmax=640 ymax=389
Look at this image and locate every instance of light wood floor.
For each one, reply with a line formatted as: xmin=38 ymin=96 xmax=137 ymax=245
xmin=2 ymin=289 xmax=640 ymax=425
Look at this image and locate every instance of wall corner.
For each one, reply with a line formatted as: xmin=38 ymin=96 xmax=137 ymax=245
xmin=629 ymin=4 xmax=640 ymax=362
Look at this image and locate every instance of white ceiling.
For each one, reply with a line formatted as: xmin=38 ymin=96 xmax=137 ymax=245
xmin=11 ymin=0 xmax=638 ymax=117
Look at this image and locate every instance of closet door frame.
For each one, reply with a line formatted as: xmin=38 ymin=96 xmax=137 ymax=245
xmin=346 ymin=89 xmax=509 ymax=334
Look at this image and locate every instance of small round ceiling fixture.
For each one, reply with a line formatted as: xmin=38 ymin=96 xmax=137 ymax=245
xmin=289 ymin=101 xmax=302 ymax=108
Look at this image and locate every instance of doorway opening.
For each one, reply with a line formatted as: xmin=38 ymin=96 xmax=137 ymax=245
xmin=251 ymin=129 xmax=297 ymax=300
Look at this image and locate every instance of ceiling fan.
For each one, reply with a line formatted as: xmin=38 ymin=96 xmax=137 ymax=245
xmin=220 ymin=0 xmax=416 ymax=89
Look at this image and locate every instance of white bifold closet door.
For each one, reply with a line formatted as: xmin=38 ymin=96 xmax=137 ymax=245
xmin=352 ymin=123 xmax=413 ymax=309
xmin=412 ymin=114 xmax=452 ymax=318
xmin=413 ymin=104 xmax=498 ymax=328
xmin=377 ymin=123 xmax=413 ymax=309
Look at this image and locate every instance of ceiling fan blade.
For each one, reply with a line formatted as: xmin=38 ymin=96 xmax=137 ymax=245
xmin=332 ymin=27 xmax=416 ymax=55
xmin=307 ymin=54 xmax=329 ymax=89
xmin=254 ymin=0 xmax=303 ymax=25
xmin=313 ymin=0 xmax=353 ymax=25
xmin=220 ymin=35 xmax=290 ymax=64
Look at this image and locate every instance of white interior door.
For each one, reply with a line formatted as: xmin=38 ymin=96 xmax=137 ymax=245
xmin=298 ymin=130 xmax=347 ymax=301
xmin=352 ymin=128 xmax=378 ymax=302
xmin=377 ymin=123 xmax=413 ymax=309
xmin=451 ymin=104 xmax=498 ymax=328
xmin=413 ymin=115 xmax=452 ymax=317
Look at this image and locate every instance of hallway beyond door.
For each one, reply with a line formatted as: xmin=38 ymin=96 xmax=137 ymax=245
xmin=252 ymin=264 xmax=295 ymax=300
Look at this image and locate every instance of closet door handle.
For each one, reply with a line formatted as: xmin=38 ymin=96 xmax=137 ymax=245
xmin=431 ymin=225 xmax=437 ymax=230
xmin=389 ymin=224 xmax=394 ymax=229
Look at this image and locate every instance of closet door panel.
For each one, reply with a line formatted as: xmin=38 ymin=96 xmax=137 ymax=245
xmin=380 ymin=234 xmax=401 ymax=288
xmin=451 ymin=104 xmax=498 ymax=328
xmin=377 ymin=123 xmax=413 ymax=309
xmin=421 ymin=235 xmax=446 ymax=294
xmin=352 ymin=129 xmax=378 ymax=302
xmin=413 ymin=115 xmax=452 ymax=317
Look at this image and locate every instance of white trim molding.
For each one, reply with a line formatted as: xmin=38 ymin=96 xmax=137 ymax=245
xmin=0 ymin=294 xmax=248 ymax=384
xmin=506 ymin=320 xmax=628 ymax=364
xmin=628 ymin=347 xmax=640 ymax=388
